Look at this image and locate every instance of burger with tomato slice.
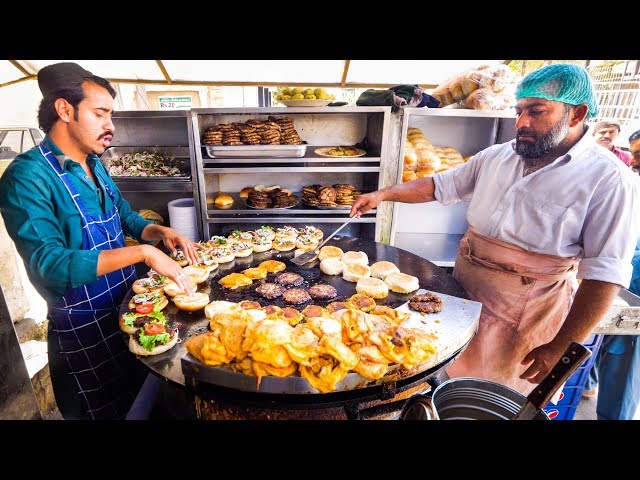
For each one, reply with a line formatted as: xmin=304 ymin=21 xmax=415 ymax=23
xmin=127 ymin=291 xmax=169 ymax=312
xmin=120 ymin=305 xmax=167 ymax=334
xmin=128 ymin=321 xmax=179 ymax=356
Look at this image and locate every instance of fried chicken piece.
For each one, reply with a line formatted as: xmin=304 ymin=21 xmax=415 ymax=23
xmin=376 ymin=326 xmax=437 ymax=370
xmin=278 ymin=307 xmax=304 ymax=326
xmin=305 ymin=317 xmax=343 ymax=338
xmin=326 ymin=301 xmax=356 ymax=314
xmin=318 ymin=334 xmax=358 ymax=370
xmin=299 ymin=355 xmax=350 ymax=393
xmin=242 ymin=320 xmax=294 ymax=369
xmin=282 ymin=324 xmax=319 ymax=366
xmin=231 ymin=357 xmax=254 ymax=376
xmin=302 ymin=304 xmax=329 ymax=319
xmin=349 ymin=293 xmax=376 ymax=312
xmin=371 ymin=305 xmax=410 ymax=325
xmin=263 ymin=304 xmax=282 ymax=319
xmin=350 ymin=342 xmax=390 ymax=365
xmin=217 ymin=313 xmax=252 ymax=361
xmin=339 ymin=308 xmax=370 ymax=344
xmin=239 ymin=300 xmax=262 ymax=310
xmin=251 ymin=360 xmax=298 ymax=389
xmin=187 ymin=332 xmax=233 ymax=366
xmin=353 ymin=358 xmax=388 ymax=380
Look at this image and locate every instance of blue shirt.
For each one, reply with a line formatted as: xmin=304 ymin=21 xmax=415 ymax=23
xmin=0 ymin=135 xmax=153 ymax=304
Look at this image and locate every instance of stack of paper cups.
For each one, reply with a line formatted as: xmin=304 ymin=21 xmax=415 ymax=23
xmin=167 ymin=198 xmax=198 ymax=242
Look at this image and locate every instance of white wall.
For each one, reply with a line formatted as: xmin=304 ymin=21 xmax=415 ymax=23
xmin=0 ymin=81 xmax=40 ymax=127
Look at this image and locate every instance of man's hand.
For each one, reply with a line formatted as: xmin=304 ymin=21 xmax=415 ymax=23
xmin=142 ymin=244 xmax=195 ymax=296
xmin=159 ymin=227 xmax=201 ymax=265
xmin=519 ymin=340 xmax=568 ymax=384
xmin=142 ymin=224 xmax=200 ymax=265
xmin=350 ymin=190 xmax=386 ymax=218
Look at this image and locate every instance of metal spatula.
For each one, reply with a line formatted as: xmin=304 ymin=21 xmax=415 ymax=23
xmin=290 ymin=215 xmax=356 ymax=266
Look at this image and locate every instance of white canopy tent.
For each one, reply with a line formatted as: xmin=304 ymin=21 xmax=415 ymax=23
xmin=0 ymin=60 xmax=509 ymax=90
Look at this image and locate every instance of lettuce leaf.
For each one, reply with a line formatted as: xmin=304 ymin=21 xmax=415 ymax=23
xmin=138 ymin=331 xmax=170 ymax=351
xmin=122 ymin=307 xmax=166 ymax=328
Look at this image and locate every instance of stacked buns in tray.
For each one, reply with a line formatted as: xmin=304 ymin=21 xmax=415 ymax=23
xmin=202 ymin=116 xmax=303 ymax=146
xmin=402 ymin=127 xmax=471 ymax=182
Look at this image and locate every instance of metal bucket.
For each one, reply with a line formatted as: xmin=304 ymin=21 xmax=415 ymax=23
xmin=400 ymin=377 xmax=549 ymax=420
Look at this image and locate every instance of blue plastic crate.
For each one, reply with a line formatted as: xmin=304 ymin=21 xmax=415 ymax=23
xmin=543 ymin=404 xmax=578 ymax=420
xmin=552 ymin=386 xmax=583 ymax=407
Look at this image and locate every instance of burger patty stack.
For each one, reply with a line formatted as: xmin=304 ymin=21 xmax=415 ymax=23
xmin=246 ymin=186 xmax=297 ymax=209
xmin=301 ymin=184 xmax=361 ymax=207
xmin=268 ymin=116 xmax=303 ymax=145
xmin=202 ymin=117 xmax=304 ymax=146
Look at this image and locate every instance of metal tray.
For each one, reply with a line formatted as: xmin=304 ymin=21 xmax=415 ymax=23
xmin=204 ymin=144 xmax=307 ymax=159
xmin=100 ymin=146 xmax=191 ymax=180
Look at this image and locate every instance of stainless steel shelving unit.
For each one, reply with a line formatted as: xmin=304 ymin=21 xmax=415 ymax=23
xmin=189 ymin=107 xmax=391 ymax=241
xmin=107 ymin=111 xmax=202 ymax=236
xmin=389 ymin=108 xmax=517 ymax=267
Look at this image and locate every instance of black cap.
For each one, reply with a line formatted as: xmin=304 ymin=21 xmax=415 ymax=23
xmin=37 ymin=62 xmax=95 ymax=97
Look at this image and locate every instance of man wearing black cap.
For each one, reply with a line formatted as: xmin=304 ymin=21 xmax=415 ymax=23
xmin=0 ymin=62 xmax=199 ymax=420
xmin=592 ymin=119 xmax=632 ymax=166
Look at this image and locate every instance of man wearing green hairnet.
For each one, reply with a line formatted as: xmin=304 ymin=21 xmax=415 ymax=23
xmin=352 ymin=64 xmax=640 ymax=395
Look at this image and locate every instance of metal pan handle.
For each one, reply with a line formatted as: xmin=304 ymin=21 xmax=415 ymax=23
xmin=399 ymin=393 xmax=440 ymax=420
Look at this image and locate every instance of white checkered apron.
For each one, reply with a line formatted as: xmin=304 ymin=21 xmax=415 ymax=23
xmin=40 ymin=144 xmax=144 ymax=420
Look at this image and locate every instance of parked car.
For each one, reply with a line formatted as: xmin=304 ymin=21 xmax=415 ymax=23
xmin=0 ymin=126 xmax=44 ymax=177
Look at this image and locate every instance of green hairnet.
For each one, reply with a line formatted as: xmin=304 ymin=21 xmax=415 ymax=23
xmin=515 ymin=64 xmax=598 ymax=119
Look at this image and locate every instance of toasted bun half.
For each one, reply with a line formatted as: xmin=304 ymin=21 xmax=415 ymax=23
xmin=251 ymin=240 xmax=273 ymax=253
xmin=318 ymin=246 xmax=344 ymax=261
xmin=384 ymin=272 xmax=420 ymax=293
xmin=355 ymin=277 xmax=389 ymax=299
xmin=341 ymin=251 xmax=369 ymax=266
xmin=370 ymin=261 xmax=400 ymax=280
xmin=239 ymin=187 xmax=254 ymax=199
xmin=342 ymin=263 xmax=371 ymax=282
xmin=129 ymin=330 xmax=179 ymax=356
xmin=173 ymin=292 xmax=210 ymax=311
xmin=320 ymin=257 xmax=345 ymax=276
xmin=181 ymin=266 xmax=210 ymax=284
xmin=128 ymin=295 xmax=169 ymax=311
xmin=163 ymin=281 xmax=197 ymax=297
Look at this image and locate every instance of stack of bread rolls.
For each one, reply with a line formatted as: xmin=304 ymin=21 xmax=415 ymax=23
xmin=431 ymin=64 xmax=516 ymax=111
xmin=402 ymin=128 xmax=469 ymax=182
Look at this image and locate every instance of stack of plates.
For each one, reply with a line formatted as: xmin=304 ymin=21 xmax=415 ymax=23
xmin=167 ymin=198 xmax=198 ymax=242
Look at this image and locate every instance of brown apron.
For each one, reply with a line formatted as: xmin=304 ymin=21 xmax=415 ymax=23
xmin=446 ymin=227 xmax=578 ymax=395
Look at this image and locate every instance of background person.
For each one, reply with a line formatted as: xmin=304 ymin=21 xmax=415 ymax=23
xmin=591 ymin=119 xmax=632 ymax=166
xmin=351 ymin=64 xmax=640 ymax=395
xmin=0 ymin=62 xmax=199 ymax=420
xmin=582 ymin=129 xmax=640 ymax=420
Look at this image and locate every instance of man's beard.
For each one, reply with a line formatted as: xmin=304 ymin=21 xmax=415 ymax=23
xmin=514 ymin=111 xmax=570 ymax=159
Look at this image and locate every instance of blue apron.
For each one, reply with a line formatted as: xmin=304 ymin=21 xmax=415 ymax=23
xmin=40 ymin=144 xmax=144 ymax=420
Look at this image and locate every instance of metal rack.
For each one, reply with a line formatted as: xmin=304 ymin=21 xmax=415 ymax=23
xmin=389 ymin=108 xmax=517 ymax=267
xmin=108 ymin=111 xmax=202 ymax=236
xmin=189 ymin=107 xmax=392 ymax=241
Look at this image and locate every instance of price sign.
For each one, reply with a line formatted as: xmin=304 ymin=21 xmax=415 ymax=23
xmin=158 ymin=95 xmax=192 ymax=110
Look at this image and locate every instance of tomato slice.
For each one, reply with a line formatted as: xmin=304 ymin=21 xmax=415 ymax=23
xmin=135 ymin=303 xmax=154 ymax=314
xmin=144 ymin=323 xmax=165 ymax=336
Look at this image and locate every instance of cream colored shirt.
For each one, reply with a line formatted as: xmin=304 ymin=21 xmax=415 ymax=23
xmin=434 ymin=132 xmax=640 ymax=287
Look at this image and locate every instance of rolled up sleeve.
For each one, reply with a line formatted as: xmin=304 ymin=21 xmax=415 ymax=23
xmin=433 ymin=151 xmax=484 ymax=205
xmin=0 ymin=163 xmax=100 ymax=300
xmin=577 ymin=174 xmax=640 ymax=288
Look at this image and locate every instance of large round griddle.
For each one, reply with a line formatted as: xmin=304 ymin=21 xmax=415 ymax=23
xmin=120 ymin=236 xmax=478 ymax=395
